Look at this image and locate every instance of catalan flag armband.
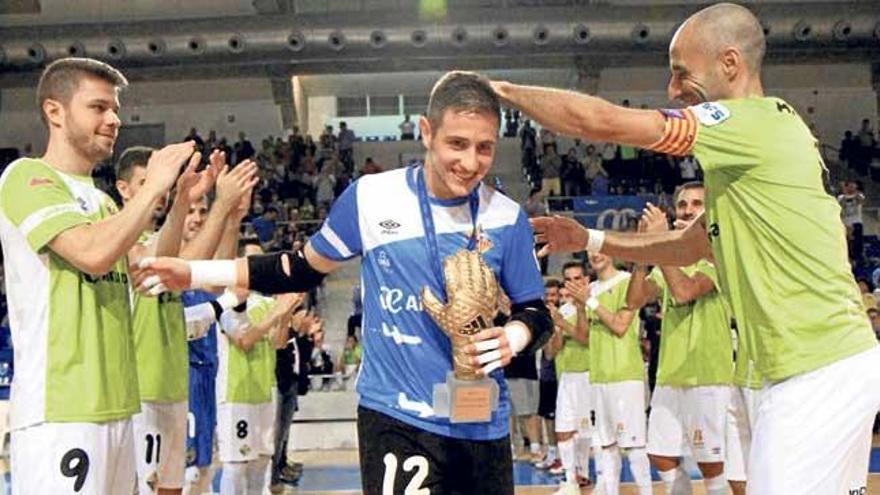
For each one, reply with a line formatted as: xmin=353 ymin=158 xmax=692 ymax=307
xmin=646 ymin=108 xmax=698 ymax=156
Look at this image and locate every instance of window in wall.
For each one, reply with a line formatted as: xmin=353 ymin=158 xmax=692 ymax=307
xmin=337 ymin=96 xmax=367 ymax=117
xmin=369 ymin=95 xmax=400 ymax=116
xmin=403 ymin=95 xmax=430 ymax=116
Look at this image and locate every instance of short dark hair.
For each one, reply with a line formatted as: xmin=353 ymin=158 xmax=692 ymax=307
xmin=115 ymin=146 xmax=153 ymax=183
xmin=674 ymin=180 xmax=704 ymax=202
xmin=544 ymin=278 xmax=563 ymax=289
xmin=36 ymin=57 xmax=128 ymax=126
xmin=427 ymin=71 xmax=500 ymax=130
xmin=562 ymin=261 xmax=585 ymax=276
xmin=238 ymin=236 xmax=263 ymax=256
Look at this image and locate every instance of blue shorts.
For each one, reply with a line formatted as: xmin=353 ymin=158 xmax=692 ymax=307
xmin=187 ymin=364 xmax=217 ymax=467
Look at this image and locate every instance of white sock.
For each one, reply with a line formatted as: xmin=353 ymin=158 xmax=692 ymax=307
xmin=246 ymin=456 xmax=270 ymax=492
xmin=703 ymin=474 xmax=727 ymax=495
xmin=547 ymin=445 xmax=558 ymax=460
xmin=574 ymin=434 xmax=591 ymax=478
xmin=658 ymin=466 xmax=693 ymax=495
xmin=558 ymin=437 xmax=577 ymax=484
xmin=220 ymin=462 xmax=246 ymax=495
xmin=625 ymin=447 xmax=653 ymax=495
xmin=530 ymin=442 xmax=542 ymax=455
xmin=600 ymin=446 xmax=621 ymax=495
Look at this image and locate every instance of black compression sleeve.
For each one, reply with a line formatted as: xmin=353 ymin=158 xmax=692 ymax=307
xmin=509 ymin=298 xmax=553 ymax=355
xmin=247 ymin=249 xmax=327 ymax=295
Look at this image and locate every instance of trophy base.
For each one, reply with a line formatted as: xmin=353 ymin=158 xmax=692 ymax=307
xmin=433 ymin=371 xmax=499 ymax=423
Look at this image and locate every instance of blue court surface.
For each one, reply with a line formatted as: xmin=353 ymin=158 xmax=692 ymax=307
xmin=207 ymin=448 xmax=880 ymax=493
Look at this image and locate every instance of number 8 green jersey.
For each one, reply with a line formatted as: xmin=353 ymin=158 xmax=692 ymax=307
xmin=0 ymin=158 xmax=140 ymax=429
xmin=652 ymin=99 xmax=877 ymax=381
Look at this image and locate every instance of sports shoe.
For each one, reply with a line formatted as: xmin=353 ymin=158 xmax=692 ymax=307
xmin=547 ymin=459 xmax=565 ymax=476
xmin=535 ymin=455 xmax=557 ymax=469
xmin=551 ymin=481 xmax=580 ymax=495
xmin=576 ymin=474 xmax=592 ymax=488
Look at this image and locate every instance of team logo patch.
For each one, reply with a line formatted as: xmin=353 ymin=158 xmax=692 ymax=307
xmin=379 ymin=219 xmax=401 ymax=230
xmin=28 ymin=177 xmax=54 ymax=187
xmin=691 ymin=102 xmax=731 ymax=126
xmin=377 ymin=250 xmax=392 ymax=271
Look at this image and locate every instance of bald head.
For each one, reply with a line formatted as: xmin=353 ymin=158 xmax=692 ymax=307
xmin=680 ymin=3 xmax=766 ymax=73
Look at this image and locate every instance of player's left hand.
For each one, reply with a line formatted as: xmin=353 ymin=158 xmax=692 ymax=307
xmin=462 ymin=326 xmax=516 ymax=376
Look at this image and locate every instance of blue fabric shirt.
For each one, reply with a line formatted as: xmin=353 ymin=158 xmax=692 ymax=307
xmin=310 ymin=166 xmax=544 ymax=440
xmin=182 ymin=289 xmax=219 ymax=371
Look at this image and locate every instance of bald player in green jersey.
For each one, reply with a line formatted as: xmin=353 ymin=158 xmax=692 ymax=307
xmin=0 ymin=57 xmax=194 ymax=494
xmin=626 ymin=183 xmax=733 ymax=495
xmin=495 ymin=3 xmax=880 ymax=493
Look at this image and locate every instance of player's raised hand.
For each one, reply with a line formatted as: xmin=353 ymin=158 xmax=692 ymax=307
xmin=640 ymin=203 xmax=669 ymax=233
xmin=530 ymin=215 xmax=590 ymax=257
xmin=143 ymin=141 xmax=196 ymax=195
xmin=215 ymin=159 xmax=259 ymax=213
xmin=565 ymin=278 xmax=589 ymax=307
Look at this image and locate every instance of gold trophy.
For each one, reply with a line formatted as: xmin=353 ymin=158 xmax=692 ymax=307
xmin=423 ymin=250 xmax=500 ymax=422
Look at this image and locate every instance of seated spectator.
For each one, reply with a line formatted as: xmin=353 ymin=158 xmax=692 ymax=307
xmin=592 ymin=173 xmax=609 ymax=196
xmin=337 ymin=335 xmax=363 ymax=377
xmin=859 ymin=279 xmax=877 ymax=311
xmin=314 ymin=168 xmax=337 ymax=209
xmin=539 ymin=127 xmax=557 ymax=156
xmin=399 ymin=114 xmax=416 ymax=140
xmin=252 ymin=206 xmax=278 ymax=244
xmin=360 ymin=157 xmax=383 ymax=175
xmin=234 ymin=131 xmax=256 ymax=162
xmin=868 ymin=308 xmax=880 ymax=340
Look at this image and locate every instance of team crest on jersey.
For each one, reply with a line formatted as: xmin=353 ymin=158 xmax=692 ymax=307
xmin=377 ymin=250 xmax=392 ymax=271
xmin=691 ymin=102 xmax=731 ymax=127
xmin=27 ymin=176 xmax=54 ymax=188
xmin=465 ymin=225 xmax=494 ymax=254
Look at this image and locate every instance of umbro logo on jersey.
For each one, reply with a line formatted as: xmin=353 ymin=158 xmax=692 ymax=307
xmin=379 ymin=219 xmax=401 ymax=230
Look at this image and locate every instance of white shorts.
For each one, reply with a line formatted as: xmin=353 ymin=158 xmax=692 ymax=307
xmin=749 ymin=346 xmax=880 ymax=494
xmin=258 ymin=391 xmax=277 ymax=457
xmin=11 ymin=418 xmax=135 ymax=495
xmin=554 ymin=372 xmax=593 ymax=434
xmin=646 ymin=385 xmax=730 ymax=463
xmin=132 ymin=401 xmax=187 ymax=492
xmin=218 ymin=402 xmax=269 ymax=463
xmin=594 ymin=380 xmax=646 ymax=448
xmin=725 ymin=386 xmax=763 ymax=482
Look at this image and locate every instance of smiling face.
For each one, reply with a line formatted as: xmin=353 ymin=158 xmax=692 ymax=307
xmin=52 ymin=75 xmax=121 ymax=162
xmin=675 ymin=185 xmax=705 ymax=225
xmin=420 ymin=108 xmax=498 ymax=199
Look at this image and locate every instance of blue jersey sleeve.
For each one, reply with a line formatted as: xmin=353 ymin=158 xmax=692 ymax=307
xmin=500 ymin=210 xmax=545 ymax=303
xmin=309 ymin=180 xmax=362 ymax=261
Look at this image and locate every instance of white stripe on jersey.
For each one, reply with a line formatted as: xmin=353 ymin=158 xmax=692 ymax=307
xmin=319 ymin=224 xmax=354 ymax=258
xmin=18 ymin=203 xmax=82 ymax=238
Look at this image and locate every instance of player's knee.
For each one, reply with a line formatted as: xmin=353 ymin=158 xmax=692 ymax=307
xmin=556 ymin=431 xmax=576 ymax=442
xmin=697 ymin=461 xmax=724 ymax=479
xmin=648 ymin=454 xmax=679 ymax=471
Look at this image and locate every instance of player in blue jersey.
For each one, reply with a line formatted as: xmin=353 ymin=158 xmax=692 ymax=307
xmin=136 ymin=71 xmax=554 ymax=495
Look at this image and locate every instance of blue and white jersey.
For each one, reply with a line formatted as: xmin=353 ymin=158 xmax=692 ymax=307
xmin=310 ymin=166 xmax=544 ymax=440
xmin=182 ymin=289 xmax=219 ymax=372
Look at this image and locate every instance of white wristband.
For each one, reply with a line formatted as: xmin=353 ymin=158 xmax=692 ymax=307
xmin=586 ymin=298 xmax=599 ymax=311
xmin=586 ymin=229 xmax=605 ymax=253
xmin=216 ymin=290 xmax=243 ymax=311
xmin=190 ymin=260 xmax=238 ymax=288
xmin=504 ymin=322 xmax=530 ymax=356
